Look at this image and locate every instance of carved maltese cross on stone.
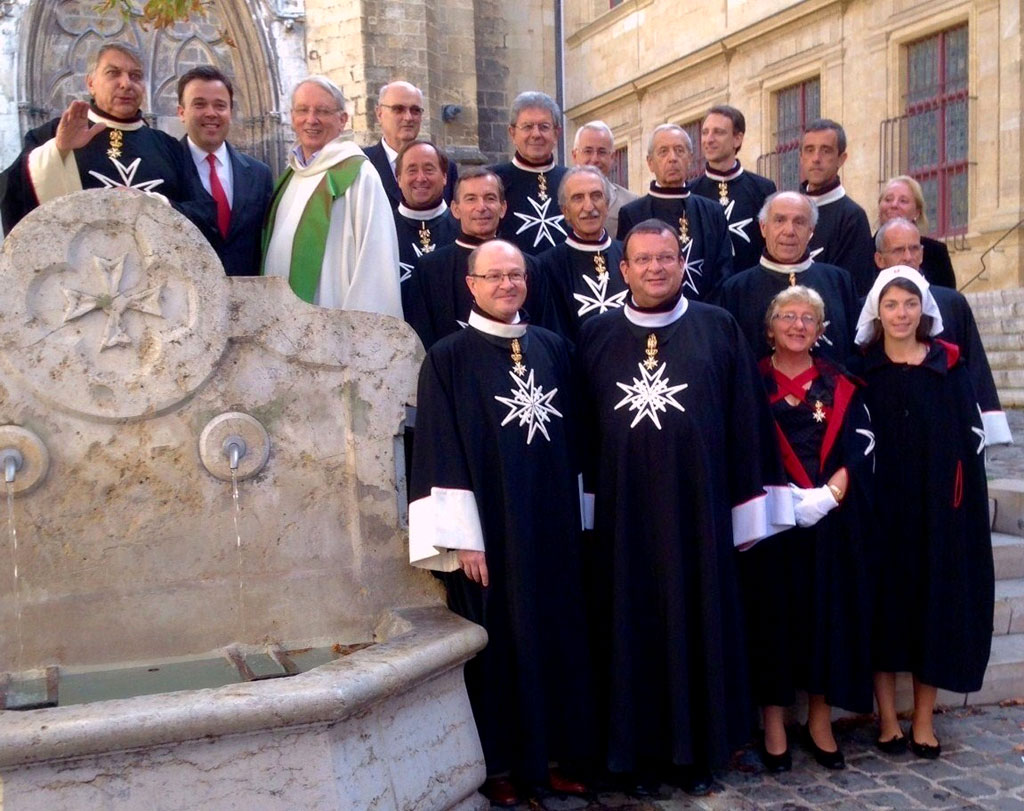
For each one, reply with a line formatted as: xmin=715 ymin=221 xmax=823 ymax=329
xmin=60 ymin=255 xmax=164 ymax=350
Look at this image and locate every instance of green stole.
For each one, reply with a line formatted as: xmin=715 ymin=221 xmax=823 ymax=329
xmin=261 ymin=155 xmax=367 ymax=303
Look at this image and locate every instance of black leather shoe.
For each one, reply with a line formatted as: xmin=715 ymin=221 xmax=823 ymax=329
xmin=675 ymin=765 xmax=714 ymax=796
xmin=802 ymin=725 xmax=845 ymax=770
xmin=909 ymin=733 xmax=941 ymax=759
xmin=876 ymin=731 xmax=908 ymax=755
xmin=759 ymin=740 xmax=792 ymax=773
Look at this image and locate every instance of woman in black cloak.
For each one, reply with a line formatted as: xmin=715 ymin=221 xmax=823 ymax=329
xmin=853 ymin=266 xmax=993 ymax=759
xmin=742 ymin=286 xmax=875 ymax=773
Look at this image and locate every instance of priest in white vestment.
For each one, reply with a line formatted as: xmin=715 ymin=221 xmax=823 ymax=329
xmin=262 ymin=76 xmax=402 ymax=318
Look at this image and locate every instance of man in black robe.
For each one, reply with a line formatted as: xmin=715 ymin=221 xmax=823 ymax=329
xmin=578 ymin=219 xmax=793 ymax=795
xmin=535 ymin=165 xmax=627 ymax=341
xmin=404 ymin=166 xmax=555 ymax=349
xmin=615 ymin=124 xmax=732 ymax=301
xmin=690 ymin=105 xmax=776 ymax=271
xmin=409 ymin=239 xmax=592 ymax=807
xmin=2 ymin=42 xmax=198 ymax=234
xmin=799 ymin=119 xmax=875 ymax=296
xmin=713 ymin=191 xmax=858 ymax=364
xmin=392 ymin=140 xmax=458 ymax=294
xmin=875 ymin=217 xmax=1011 ymax=445
xmin=491 ymin=91 xmax=569 ymax=255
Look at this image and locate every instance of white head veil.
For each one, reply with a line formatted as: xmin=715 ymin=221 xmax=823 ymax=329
xmin=854 ymin=265 xmax=944 ymax=347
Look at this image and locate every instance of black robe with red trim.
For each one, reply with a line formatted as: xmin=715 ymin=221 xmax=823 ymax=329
xmin=856 ymin=339 xmax=993 ymax=693
xmin=739 ymin=357 xmax=876 ymax=713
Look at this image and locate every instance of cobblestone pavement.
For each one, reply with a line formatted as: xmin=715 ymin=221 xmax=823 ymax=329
xmin=506 ymin=705 xmax=1024 ymax=810
xmin=495 ymin=412 xmax=1024 ymax=810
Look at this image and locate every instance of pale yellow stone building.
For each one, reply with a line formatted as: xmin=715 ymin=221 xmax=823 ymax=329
xmin=563 ymin=0 xmax=1023 ymax=290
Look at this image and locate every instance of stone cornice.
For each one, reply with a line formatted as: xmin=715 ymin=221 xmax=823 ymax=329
xmin=565 ymin=0 xmax=656 ymax=48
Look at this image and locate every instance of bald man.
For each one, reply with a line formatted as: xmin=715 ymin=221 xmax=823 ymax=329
xmin=363 ymin=80 xmax=458 ymax=207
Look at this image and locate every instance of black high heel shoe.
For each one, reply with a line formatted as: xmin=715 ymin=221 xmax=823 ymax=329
xmin=909 ymin=731 xmax=941 ymax=759
xmin=758 ymin=738 xmax=792 ymax=773
xmin=802 ymin=724 xmax=845 ymax=770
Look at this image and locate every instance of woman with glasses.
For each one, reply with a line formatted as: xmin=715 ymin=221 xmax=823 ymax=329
xmin=853 ymin=266 xmax=992 ymax=759
xmin=741 ymin=286 xmax=875 ymax=773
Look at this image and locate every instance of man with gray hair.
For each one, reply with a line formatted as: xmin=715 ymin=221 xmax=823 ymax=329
xmin=712 ymin=190 xmax=858 ymax=363
xmin=615 ymin=123 xmax=732 ymax=300
xmin=261 ymin=76 xmax=401 ymax=317
xmin=491 ymin=91 xmax=569 ymax=255
xmin=535 ymin=164 xmax=627 ymax=341
xmin=1 ymin=41 xmax=197 ymax=233
xmin=571 ymin=120 xmax=637 ymax=238
xmin=362 ymin=80 xmax=457 ymax=208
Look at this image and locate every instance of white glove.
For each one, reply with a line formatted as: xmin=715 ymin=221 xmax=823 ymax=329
xmin=789 ymin=483 xmax=839 ymax=528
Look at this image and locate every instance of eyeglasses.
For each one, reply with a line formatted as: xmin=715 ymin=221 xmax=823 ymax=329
xmin=579 ymin=147 xmax=612 ymax=158
xmin=292 ymin=106 xmax=341 ymax=118
xmin=468 ymin=271 xmax=527 ymax=285
xmin=626 ymin=253 xmax=680 ymax=267
xmin=379 ymin=103 xmax=424 ymax=116
xmin=772 ymin=313 xmax=820 ymax=326
xmin=882 ymin=244 xmax=924 ymax=255
xmin=515 ymin=123 xmax=555 ymax=134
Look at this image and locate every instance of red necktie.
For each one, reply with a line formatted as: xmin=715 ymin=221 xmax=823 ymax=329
xmin=206 ymin=153 xmax=231 ymax=238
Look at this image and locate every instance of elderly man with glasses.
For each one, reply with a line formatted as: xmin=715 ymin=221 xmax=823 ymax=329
xmin=491 ymin=91 xmax=570 ymax=255
xmin=409 ymin=238 xmax=593 ymax=807
xmin=363 ymin=80 xmax=458 ymax=208
xmin=261 ymin=76 xmax=401 ymax=317
xmin=570 ymin=120 xmax=637 ymax=239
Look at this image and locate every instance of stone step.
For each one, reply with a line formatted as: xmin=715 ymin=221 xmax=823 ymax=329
xmin=966 ymin=289 xmax=1024 ymax=310
xmin=993 ymin=578 xmax=1024 ymax=635
xmin=970 ymin=301 xmax=1024 ymax=321
xmin=990 ymin=480 xmax=1024 ymax=535
xmin=993 ymin=532 xmax=1024 ymax=579
xmin=941 ymin=633 xmax=1024 ymax=707
xmin=980 ymin=332 xmax=1024 ymax=351
xmin=992 ymin=369 xmax=1024 ymax=389
xmin=992 ymin=389 xmax=1024 ymax=408
xmin=984 ymin=350 xmax=1024 ymax=370
xmin=975 ymin=316 xmax=1024 ymax=336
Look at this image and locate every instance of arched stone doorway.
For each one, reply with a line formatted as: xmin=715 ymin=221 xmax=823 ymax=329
xmin=16 ymin=0 xmax=288 ymax=171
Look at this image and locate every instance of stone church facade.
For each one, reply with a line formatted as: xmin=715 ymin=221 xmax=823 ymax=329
xmin=1 ymin=0 xmax=1020 ymax=289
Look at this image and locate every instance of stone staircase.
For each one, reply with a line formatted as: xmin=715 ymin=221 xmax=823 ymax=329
xmin=967 ymin=288 xmax=1024 ymax=407
xmin=968 ymin=479 xmax=1024 ymax=706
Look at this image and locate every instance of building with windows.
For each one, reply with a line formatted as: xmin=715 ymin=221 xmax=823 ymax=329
xmin=564 ymin=0 xmax=1023 ymax=289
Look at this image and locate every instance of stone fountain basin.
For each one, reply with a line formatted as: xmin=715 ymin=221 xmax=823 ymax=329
xmin=0 ymin=606 xmax=488 ymax=811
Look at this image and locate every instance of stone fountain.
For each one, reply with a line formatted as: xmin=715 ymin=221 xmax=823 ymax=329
xmin=0 ymin=190 xmax=487 ymax=810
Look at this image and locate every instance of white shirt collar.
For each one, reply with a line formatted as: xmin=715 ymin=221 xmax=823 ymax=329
xmin=511 ymin=155 xmax=556 ymax=173
xmin=381 ymin=138 xmax=400 ymax=171
xmin=565 ymin=232 xmax=612 ymax=252
xmin=467 ymin=308 xmax=527 ymax=337
xmin=759 ymin=256 xmax=814 ymax=274
xmin=623 ymin=291 xmax=689 ymax=328
xmin=186 ymin=137 xmax=230 ymax=169
xmin=397 ymin=200 xmax=448 ymax=221
xmin=806 ymin=182 xmax=847 ymax=206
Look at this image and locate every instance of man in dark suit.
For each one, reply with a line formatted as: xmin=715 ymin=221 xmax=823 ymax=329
xmin=362 ymin=81 xmax=457 ymax=208
xmin=176 ymin=66 xmax=273 ymax=276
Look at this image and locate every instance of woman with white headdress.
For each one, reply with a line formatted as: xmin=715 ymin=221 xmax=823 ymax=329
xmin=854 ymin=266 xmax=993 ymax=760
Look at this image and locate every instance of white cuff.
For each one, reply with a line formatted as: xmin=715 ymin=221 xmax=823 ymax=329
xmin=580 ymin=477 xmax=595 ymax=531
xmin=27 ymin=138 xmax=82 ymax=205
xmin=732 ymin=485 xmax=796 ymax=549
xmin=408 ymin=487 xmax=485 ymax=571
xmin=982 ymin=411 xmax=1013 ymax=446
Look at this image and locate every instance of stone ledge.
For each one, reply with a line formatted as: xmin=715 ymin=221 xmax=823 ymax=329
xmin=0 ymin=605 xmax=486 ymax=769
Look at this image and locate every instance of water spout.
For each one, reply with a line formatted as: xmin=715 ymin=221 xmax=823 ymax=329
xmin=0 ymin=449 xmax=23 ymax=484
xmin=223 ymin=437 xmax=246 ymax=471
